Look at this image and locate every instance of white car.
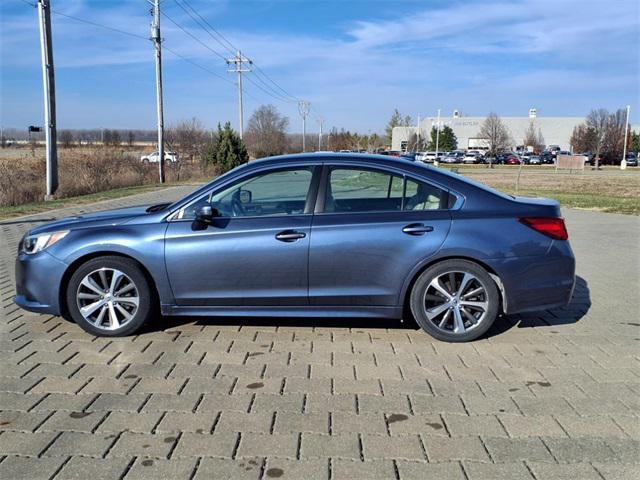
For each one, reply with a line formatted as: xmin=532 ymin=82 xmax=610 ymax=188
xmin=140 ymin=151 xmax=179 ymax=163
xmin=462 ymin=152 xmax=483 ymax=164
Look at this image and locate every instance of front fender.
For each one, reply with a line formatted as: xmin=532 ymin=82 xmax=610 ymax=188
xmin=51 ymin=223 xmax=173 ymax=305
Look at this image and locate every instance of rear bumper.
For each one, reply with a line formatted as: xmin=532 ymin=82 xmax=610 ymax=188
xmin=491 ymin=242 xmax=576 ymax=315
xmin=14 ymin=251 xmax=67 ymax=316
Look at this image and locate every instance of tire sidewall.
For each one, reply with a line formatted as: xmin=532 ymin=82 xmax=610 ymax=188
xmin=66 ymin=256 xmax=152 ymax=337
xmin=410 ymin=260 xmax=499 ymax=342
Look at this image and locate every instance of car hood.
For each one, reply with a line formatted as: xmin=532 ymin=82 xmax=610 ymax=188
xmin=27 ymin=205 xmax=153 ymax=236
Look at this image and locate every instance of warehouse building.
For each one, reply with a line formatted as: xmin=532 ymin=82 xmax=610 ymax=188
xmin=391 ymin=109 xmax=585 ymax=152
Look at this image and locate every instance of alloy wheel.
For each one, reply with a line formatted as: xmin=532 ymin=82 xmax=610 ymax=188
xmin=76 ymin=268 xmax=139 ymax=331
xmin=422 ymin=270 xmax=490 ymax=334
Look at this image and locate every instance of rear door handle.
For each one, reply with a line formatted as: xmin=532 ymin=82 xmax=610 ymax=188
xmin=402 ymin=223 xmax=434 ymax=235
xmin=275 ymin=230 xmax=307 ymax=242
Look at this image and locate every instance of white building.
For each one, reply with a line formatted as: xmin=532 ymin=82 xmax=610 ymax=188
xmin=392 ymin=109 xmax=585 ymax=152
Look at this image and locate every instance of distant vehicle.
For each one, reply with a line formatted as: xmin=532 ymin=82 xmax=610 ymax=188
xmin=625 ymin=153 xmax=638 ymax=167
xmin=441 ymin=152 xmax=462 ymax=164
xmin=141 ymin=151 xmax=178 ymax=163
xmin=400 ymin=152 xmax=417 ymax=161
xmin=521 ymin=152 xmax=532 ymax=163
xmin=379 ymin=150 xmax=402 ymax=157
xmin=466 ymin=150 xmax=485 ymax=158
xmin=528 ymin=155 xmax=542 ymax=165
xmin=495 ymin=152 xmax=519 ymax=164
xmin=539 ymin=152 xmax=555 ymax=164
xmin=418 ymin=152 xmax=443 ymax=163
xmin=462 ymin=152 xmax=483 ymax=164
xmin=557 ymin=151 xmax=571 ymax=157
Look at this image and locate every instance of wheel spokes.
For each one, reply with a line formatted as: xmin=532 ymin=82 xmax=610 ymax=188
xmin=429 ymin=278 xmax=453 ymax=300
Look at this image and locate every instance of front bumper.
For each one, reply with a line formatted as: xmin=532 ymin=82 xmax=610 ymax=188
xmin=14 ymin=251 xmax=68 ymax=316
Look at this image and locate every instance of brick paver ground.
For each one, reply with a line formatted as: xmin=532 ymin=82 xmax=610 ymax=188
xmin=0 ymin=186 xmax=638 ymax=479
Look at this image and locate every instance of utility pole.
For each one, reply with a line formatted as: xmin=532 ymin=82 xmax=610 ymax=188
xmin=37 ymin=0 xmax=58 ymax=199
xmin=298 ymin=100 xmax=310 ymax=152
xmin=317 ymin=116 xmax=325 ymax=151
xmin=622 ymin=105 xmax=631 ymax=168
xmin=416 ymin=115 xmax=421 ymax=151
xmin=435 ymin=108 xmax=441 ymax=159
xmin=150 ymin=0 xmax=165 ymax=183
xmin=226 ymin=50 xmax=252 ymax=139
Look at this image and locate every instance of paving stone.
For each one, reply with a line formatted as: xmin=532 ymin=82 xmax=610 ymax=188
xmin=0 ymin=410 xmax=52 ymax=432
xmin=141 ymin=393 xmax=200 ymax=412
xmin=305 ymin=394 xmax=357 ymax=414
xmin=38 ymin=410 xmax=106 ymax=433
xmin=108 ymin=432 xmax=178 ymax=458
xmin=527 ymin=461 xmax=602 ymax=480
xmin=274 ymin=412 xmax=329 ymax=434
xmin=462 ymin=461 xmax=535 ymax=480
xmin=443 ymin=414 xmax=508 ymax=437
xmin=331 ymin=412 xmax=387 ymax=435
xmin=0 ymin=430 xmax=58 ymax=456
xmin=361 ymin=433 xmax=425 ymax=460
xmin=237 ymin=432 xmax=298 ymax=458
xmin=0 ymin=456 xmax=66 ymax=480
xmin=396 ymin=460 xmax=466 ymax=480
xmin=603 ymin=438 xmax=640 ymax=464
xmin=263 ymin=458 xmax=328 ymax=480
xmin=357 ymin=394 xmax=411 ymax=414
xmin=423 ymin=435 xmax=490 ymax=462
xmin=198 ymin=393 xmax=253 ymax=412
xmin=409 ymin=394 xmax=467 ymax=415
xmin=592 ymin=463 xmax=640 ymax=480
xmin=43 ymin=431 xmax=116 ymax=457
xmin=193 ymin=457 xmax=263 ymax=480
xmin=388 ymin=413 xmax=449 ymax=437
xmin=54 ymin=456 xmax=131 ymax=480
xmin=250 ymin=393 xmax=305 ymax=413
xmin=499 ymin=414 xmax=567 ymax=438
xmin=172 ymin=432 xmax=238 ymax=458
xmin=301 ymin=433 xmax=360 ymax=459
xmin=155 ymin=412 xmax=218 ymax=433
xmin=124 ymin=457 xmax=197 ymax=479
xmin=555 ymin=415 xmax=628 ymax=439
xmin=332 ymin=459 xmax=395 ymax=479
xmin=88 ymin=393 xmax=149 ymax=412
xmin=483 ymin=437 xmax=554 ymax=463
xmin=215 ymin=411 xmax=273 ymax=434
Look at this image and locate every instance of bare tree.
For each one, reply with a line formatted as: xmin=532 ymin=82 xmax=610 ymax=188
xmin=60 ymin=130 xmax=74 ymax=148
xmin=570 ymin=124 xmax=597 ymax=153
xmin=478 ymin=113 xmax=512 ymax=160
xmin=245 ymin=105 xmax=289 ymax=158
xmin=166 ymin=118 xmax=208 ymax=162
xmin=585 ymin=108 xmax=609 ymax=168
xmin=602 ymin=108 xmax=627 ymax=164
xmin=523 ymin=121 xmax=544 ymax=152
xmin=127 ymin=131 xmax=135 ymax=147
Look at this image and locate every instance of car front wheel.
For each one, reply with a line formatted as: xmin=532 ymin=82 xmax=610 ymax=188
xmin=410 ymin=259 xmax=499 ymax=342
xmin=66 ymin=256 xmax=154 ymax=336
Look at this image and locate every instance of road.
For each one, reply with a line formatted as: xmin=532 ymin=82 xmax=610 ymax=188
xmin=0 ymin=187 xmax=638 ymax=479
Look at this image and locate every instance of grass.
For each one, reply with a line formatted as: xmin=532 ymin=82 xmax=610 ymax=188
xmin=0 ymin=181 xmax=202 ymax=220
xmin=502 ymin=190 xmax=640 ymax=215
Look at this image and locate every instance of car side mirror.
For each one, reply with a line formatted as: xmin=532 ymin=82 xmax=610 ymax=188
xmin=195 ymin=204 xmax=219 ymax=224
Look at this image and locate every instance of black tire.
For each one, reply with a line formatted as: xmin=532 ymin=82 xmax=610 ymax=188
xmin=66 ymin=256 xmax=154 ymax=336
xmin=409 ymin=259 xmax=499 ymax=342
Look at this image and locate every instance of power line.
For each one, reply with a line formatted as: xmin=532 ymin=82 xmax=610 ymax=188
xmin=161 ymin=10 xmax=228 ymax=61
xmin=163 ymin=46 xmax=234 ymax=85
xmin=51 ymin=10 xmax=149 ymax=41
xmin=172 ymin=0 xmax=237 ymax=55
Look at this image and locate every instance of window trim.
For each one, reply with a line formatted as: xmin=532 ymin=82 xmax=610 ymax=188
xmin=315 ymin=163 xmax=460 ymax=215
xmin=168 ymin=165 xmax=322 ymax=222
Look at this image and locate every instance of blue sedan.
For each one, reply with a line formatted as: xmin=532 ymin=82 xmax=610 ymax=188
xmin=15 ymin=154 xmax=575 ymax=342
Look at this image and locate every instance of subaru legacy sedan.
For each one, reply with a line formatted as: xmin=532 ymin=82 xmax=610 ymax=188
xmin=15 ymin=154 xmax=575 ymax=342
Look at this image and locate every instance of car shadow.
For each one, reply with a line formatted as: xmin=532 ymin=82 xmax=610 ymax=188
xmin=143 ymin=275 xmax=591 ymax=338
xmin=483 ymin=275 xmax=591 ymax=339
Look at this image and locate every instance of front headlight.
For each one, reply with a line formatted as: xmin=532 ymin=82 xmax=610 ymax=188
xmin=19 ymin=230 xmax=69 ymax=255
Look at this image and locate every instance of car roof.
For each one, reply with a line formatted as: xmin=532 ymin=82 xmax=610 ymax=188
xmin=247 ymin=152 xmax=417 ymax=169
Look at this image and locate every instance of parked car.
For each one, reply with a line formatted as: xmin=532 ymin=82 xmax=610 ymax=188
xmin=528 ymin=155 xmax=542 ymax=165
xmin=416 ymin=152 xmax=442 ymax=163
xmin=15 ymin=153 xmax=575 ymax=343
xmin=540 ymin=152 xmax=555 ymax=164
xmin=624 ymin=153 xmax=638 ymax=167
xmin=505 ymin=156 xmax=521 ymax=165
xmin=521 ymin=152 xmax=532 ymax=163
xmin=140 ymin=151 xmax=179 ymax=163
xmin=400 ymin=152 xmax=417 ymax=161
xmin=462 ymin=152 xmax=483 ymax=164
xmin=495 ymin=152 xmax=519 ymax=164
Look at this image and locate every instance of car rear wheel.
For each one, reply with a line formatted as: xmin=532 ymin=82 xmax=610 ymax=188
xmin=410 ymin=259 xmax=499 ymax=342
xmin=66 ymin=256 xmax=154 ymax=336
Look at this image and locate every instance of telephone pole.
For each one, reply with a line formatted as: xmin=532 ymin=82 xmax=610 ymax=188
xmin=317 ymin=116 xmax=325 ymax=151
xmin=226 ymin=51 xmax=252 ymax=139
xmin=37 ymin=0 xmax=58 ymax=199
xmin=622 ymin=105 xmax=631 ymax=168
xmin=150 ymin=0 xmax=165 ymax=183
xmin=298 ymin=101 xmax=310 ymax=152
xmin=435 ymin=108 xmax=441 ymax=159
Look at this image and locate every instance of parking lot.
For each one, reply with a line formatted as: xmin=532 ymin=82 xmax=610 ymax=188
xmin=0 ymin=186 xmax=638 ymax=480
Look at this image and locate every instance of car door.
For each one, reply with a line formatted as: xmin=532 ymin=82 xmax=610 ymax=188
xmin=165 ymin=165 xmax=320 ymax=307
xmin=308 ymin=164 xmax=452 ymax=307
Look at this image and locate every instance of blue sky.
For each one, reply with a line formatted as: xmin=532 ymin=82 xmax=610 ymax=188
xmin=1 ymin=0 xmax=638 ymax=133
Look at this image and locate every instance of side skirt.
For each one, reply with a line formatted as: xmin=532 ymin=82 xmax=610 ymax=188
xmin=161 ymin=304 xmax=403 ymax=319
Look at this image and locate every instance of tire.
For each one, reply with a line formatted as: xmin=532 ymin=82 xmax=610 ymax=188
xmin=66 ymin=256 xmax=154 ymax=336
xmin=409 ymin=259 xmax=499 ymax=342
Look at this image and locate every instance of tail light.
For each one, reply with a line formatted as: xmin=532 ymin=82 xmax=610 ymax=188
xmin=519 ymin=217 xmax=568 ymax=240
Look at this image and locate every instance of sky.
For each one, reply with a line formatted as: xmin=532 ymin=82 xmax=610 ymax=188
xmin=1 ymin=0 xmax=639 ymax=133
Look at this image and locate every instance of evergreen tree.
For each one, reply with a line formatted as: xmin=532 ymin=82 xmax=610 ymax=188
xmin=216 ymin=122 xmax=248 ymax=172
xmin=426 ymin=125 xmax=457 ymax=151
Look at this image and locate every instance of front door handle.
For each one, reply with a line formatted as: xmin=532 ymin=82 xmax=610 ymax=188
xmin=402 ymin=223 xmax=434 ymax=235
xmin=275 ymin=230 xmax=307 ymax=242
